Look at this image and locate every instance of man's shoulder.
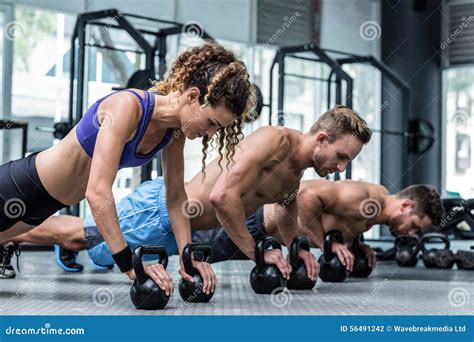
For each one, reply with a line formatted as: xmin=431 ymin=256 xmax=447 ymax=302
xmin=253 ymin=125 xmax=290 ymax=137
xmin=247 ymin=126 xmax=292 ymax=152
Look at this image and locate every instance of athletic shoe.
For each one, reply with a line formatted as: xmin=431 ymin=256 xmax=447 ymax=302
xmin=0 ymin=243 xmax=20 ymax=279
xmin=54 ymin=245 xmax=84 ymax=272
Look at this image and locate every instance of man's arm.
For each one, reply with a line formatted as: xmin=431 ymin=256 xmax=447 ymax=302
xmin=209 ymin=127 xmax=290 ymax=261
xmin=297 ymin=187 xmax=326 ymax=249
xmin=298 ymin=188 xmax=355 ymax=271
xmin=275 ymin=195 xmax=319 ymax=281
xmin=274 ymin=191 xmax=299 ymax=247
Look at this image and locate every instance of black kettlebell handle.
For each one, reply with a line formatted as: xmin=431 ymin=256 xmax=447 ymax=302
xmin=351 ymin=235 xmax=363 ymax=252
xmin=289 ymin=235 xmax=310 ymax=265
xmin=394 ymin=235 xmax=420 ymax=251
xmin=132 ymin=245 xmax=168 ymax=285
xmin=323 ymin=230 xmax=344 ymax=259
xmin=182 ymin=243 xmax=212 ymax=277
xmin=420 ymin=233 xmax=450 ymax=253
xmin=255 ymin=235 xmax=282 ymax=273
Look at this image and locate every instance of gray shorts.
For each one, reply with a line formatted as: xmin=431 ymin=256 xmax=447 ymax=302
xmin=193 ymin=207 xmax=267 ymax=263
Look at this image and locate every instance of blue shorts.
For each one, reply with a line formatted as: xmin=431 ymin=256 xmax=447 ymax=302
xmin=83 ymin=177 xmax=178 ymax=266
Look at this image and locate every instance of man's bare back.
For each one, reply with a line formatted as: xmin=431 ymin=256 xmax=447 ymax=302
xmin=264 ymin=179 xmax=389 ymax=245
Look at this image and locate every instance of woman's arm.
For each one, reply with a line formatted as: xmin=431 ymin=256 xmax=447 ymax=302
xmin=161 ymin=132 xmax=216 ymax=295
xmin=85 ymin=93 xmax=138 ymax=258
xmin=161 ymin=133 xmax=191 ymax=255
xmin=85 ymin=92 xmax=173 ymax=294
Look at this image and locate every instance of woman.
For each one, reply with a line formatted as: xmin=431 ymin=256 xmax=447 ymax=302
xmin=0 ymin=43 xmax=255 ymax=296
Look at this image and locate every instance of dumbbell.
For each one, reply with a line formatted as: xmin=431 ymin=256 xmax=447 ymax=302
xmin=36 ymin=121 xmax=72 ymax=140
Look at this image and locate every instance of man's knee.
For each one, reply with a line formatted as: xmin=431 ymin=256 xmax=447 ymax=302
xmin=56 ymin=217 xmax=86 ymax=251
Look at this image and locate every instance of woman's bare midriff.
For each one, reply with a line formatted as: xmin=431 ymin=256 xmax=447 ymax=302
xmin=35 ymin=126 xmax=93 ymax=206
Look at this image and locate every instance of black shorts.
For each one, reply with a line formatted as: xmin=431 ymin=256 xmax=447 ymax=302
xmin=0 ymin=152 xmax=67 ymax=231
xmin=193 ymin=207 xmax=267 ymax=263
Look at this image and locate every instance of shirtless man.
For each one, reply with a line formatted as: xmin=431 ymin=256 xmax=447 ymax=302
xmin=195 ymin=179 xmax=444 ymax=272
xmin=204 ymin=106 xmax=370 ymax=281
xmin=1 ymin=106 xmax=372 ymax=285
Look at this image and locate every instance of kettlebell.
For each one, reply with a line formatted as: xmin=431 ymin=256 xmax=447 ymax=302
xmin=350 ymin=235 xmax=373 ymax=278
xmin=250 ymin=236 xmax=287 ymax=294
xmin=287 ymin=235 xmax=317 ymax=290
xmin=395 ymin=235 xmax=420 ymax=267
xmin=318 ymin=230 xmax=347 ymax=282
xmin=420 ymin=233 xmax=454 ymax=269
xmin=130 ymin=245 xmax=169 ymax=310
xmin=178 ymin=243 xmax=214 ymax=303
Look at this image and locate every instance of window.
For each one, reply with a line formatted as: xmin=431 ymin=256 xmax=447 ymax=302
xmin=342 ymin=64 xmax=381 ymax=184
xmin=444 ymin=66 xmax=474 ymax=198
xmin=11 ymin=6 xmax=75 ymax=153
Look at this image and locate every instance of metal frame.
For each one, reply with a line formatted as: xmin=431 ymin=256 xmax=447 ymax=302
xmin=326 ymin=48 xmax=412 ymax=188
xmin=268 ymin=44 xmax=414 ymax=187
xmin=268 ymin=43 xmax=354 ymax=179
xmin=440 ymin=69 xmax=448 ymax=196
xmin=1 ymin=4 xmax=15 ymax=161
xmin=0 ymin=120 xmax=28 ymax=158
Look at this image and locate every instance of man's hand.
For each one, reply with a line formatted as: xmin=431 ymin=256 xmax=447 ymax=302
xmin=358 ymin=242 xmax=376 ymax=269
xmin=331 ymin=242 xmax=354 ymax=272
xmin=179 ymin=260 xmax=217 ymax=295
xmin=264 ymin=249 xmax=292 ymax=279
xmin=126 ymin=265 xmax=174 ymax=297
xmin=288 ymin=249 xmax=319 ymax=281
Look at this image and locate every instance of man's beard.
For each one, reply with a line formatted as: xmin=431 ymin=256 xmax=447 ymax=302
xmin=313 ymin=154 xmax=327 ymax=177
xmin=389 ymin=214 xmax=404 ymax=235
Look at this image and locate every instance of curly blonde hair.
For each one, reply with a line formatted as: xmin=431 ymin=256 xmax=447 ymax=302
xmin=149 ymin=42 xmax=255 ymax=173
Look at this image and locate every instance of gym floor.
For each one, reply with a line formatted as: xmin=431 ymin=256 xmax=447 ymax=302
xmin=1 ymin=242 xmax=472 ymax=316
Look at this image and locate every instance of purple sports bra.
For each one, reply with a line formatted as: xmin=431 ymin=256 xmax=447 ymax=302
xmin=75 ymin=90 xmax=173 ymax=169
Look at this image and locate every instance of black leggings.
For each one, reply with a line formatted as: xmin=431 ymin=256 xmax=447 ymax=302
xmin=0 ymin=152 xmax=66 ymax=232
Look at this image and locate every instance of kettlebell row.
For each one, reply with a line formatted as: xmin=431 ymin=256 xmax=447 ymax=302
xmin=249 ymin=235 xmax=318 ymax=294
xmin=132 ymin=234 xmax=324 ymax=309
xmin=131 ymin=230 xmax=378 ymax=310
xmin=131 ymin=231 xmax=469 ymax=310
xmin=395 ymin=232 xmax=472 ymax=270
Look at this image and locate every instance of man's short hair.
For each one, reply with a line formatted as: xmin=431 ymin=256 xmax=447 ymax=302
xmin=310 ymin=105 xmax=372 ymax=144
xmin=397 ymin=184 xmax=444 ymax=226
